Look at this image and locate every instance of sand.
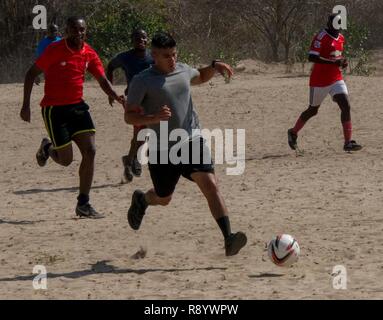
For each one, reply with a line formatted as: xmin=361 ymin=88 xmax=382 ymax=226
xmin=0 ymin=65 xmax=383 ymax=299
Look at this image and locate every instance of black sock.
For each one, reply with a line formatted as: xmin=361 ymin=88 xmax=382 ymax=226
xmin=216 ymin=216 xmax=232 ymax=239
xmin=77 ymin=193 xmax=89 ymax=206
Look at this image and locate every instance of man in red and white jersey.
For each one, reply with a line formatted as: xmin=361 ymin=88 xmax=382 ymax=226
xmin=20 ymin=16 xmax=125 ymax=218
xmin=288 ymin=14 xmax=362 ymax=152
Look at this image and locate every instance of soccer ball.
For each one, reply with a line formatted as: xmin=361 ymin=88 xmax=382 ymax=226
xmin=268 ymin=234 xmax=300 ymax=267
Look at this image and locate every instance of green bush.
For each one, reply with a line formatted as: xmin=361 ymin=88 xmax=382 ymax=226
xmin=344 ymin=19 xmax=374 ymax=76
xmin=85 ymin=0 xmax=168 ymax=64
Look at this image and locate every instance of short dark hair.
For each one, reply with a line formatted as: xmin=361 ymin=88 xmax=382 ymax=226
xmin=131 ymin=28 xmax=146 ymax=39
xmin=328 ymin=13 xmax=340 ymax=23
xmin=66 ymin=16 xmax=85 ymax=27
xmin=151 ymin=32 xmax=176 ymax=49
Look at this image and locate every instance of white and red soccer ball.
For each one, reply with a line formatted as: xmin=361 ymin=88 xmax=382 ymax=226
xmin=268 ymin=234 xmax=300 ymax=267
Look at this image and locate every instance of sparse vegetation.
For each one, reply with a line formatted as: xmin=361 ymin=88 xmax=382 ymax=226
xmin=0 ymin=0 xmax=382 ymax=82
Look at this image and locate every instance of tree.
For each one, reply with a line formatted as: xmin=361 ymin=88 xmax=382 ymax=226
xmin=228 ymin=0 xmax=314 ymax=62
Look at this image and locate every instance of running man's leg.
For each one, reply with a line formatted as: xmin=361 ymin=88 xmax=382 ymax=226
xmin=127 ymin=188 xmax=172 ymax=231
xmin=122 ymin=125 xmax=145 ymax=181
xmin=333 ymin=93 xmax=362 ymax=151
xmin=191 ymin=171 xmax=247 ymax=256
xmin=71 ymin=132 xmax=103 ymax=218
xmin=291 ymin=86 xmax=326 ymax=135
xmin=333 ymin=93 xmax=352 ymax=142
xmin=123 ymin=101 xmax=146 ymax=181
xmin=38 ymin=106 xmax=75 ymax=166
xmin=330 ymin=81 xmax=362 ymax=151
xmin=127 ymin=126 xmax=145 ymax=163
xmin=291 ymin=105 xmax=320 ymax=134
xmin=288 ymin=105 xmax=319 ymax=149
xmin=144 ymin=188 xmax=172 ymax=206
xmin=330 ymin=81 xmax=351 ymax=143
xmin=36 ymin=138 xmax=74 ymax=167
xmin=127 ymin=162 xmax=180 ymax=230
xmin=72 ymin=132 xmax=96 ymax=199
xmin=190 ymin=172 xmax=228 ymax=220
xmin=288 ymin=86 xmax=327 ymax=150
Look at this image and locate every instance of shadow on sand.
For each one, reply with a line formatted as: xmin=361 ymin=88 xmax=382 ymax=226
xmin=0 ymin=260 xmax=227 ymax=282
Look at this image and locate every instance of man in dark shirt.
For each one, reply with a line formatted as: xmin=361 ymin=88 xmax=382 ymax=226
xmin=107 ymin=29 xmax=154 ymax=182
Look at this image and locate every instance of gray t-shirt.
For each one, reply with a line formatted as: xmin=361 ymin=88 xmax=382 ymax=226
xmin=127 ymin=63 xmax=201 ymax=150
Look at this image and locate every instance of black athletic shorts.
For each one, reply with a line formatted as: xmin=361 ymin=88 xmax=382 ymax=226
xmin=41 ymin=101 xmax=95 ymax=150
xmin=148 ymin=137 xmax=215 ymax=198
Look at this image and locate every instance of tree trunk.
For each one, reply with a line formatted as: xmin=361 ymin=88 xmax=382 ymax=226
xmin=284 ymin=44 xmax=290 ymax=63
xmin=270 ymin=41 xmax=279 ymax=62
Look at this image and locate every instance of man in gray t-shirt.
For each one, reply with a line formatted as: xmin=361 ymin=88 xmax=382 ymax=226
xmin=125 ymin=32 xmax=247 ymax=257
xmin=127 ymin=62 xmax=201 ymax=150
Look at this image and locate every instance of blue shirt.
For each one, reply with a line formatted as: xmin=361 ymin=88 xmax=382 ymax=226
xmin=108 ymin=49 xmax=154 ymax=95
xmin=36 ymin=36 xmax=62 ymax=58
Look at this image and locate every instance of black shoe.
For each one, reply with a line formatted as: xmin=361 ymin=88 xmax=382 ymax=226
xmin=36 ymin=138 xmax=51 ymax=167
xmin=128 ymin=190 xmax=148 ymax=230
xmin=344 ymin=140 xmax=363 ymax=152
xmin=75 ymin=203 xmax=105 ymax=219
xmin=225 ymin=232 xmax=247 ymax=256
xmin=131 ymin=156 xmax=142 ymax=177
xmin=122 ymin=155 xmax=133 ymax=182
xmin=287 ymin=129 xmax=298 ymax=150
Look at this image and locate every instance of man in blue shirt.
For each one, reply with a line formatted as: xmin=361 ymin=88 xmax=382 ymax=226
xmin=36 ymin=23 xmax=61 ymax=57
xmin=107 ymin=29 xmax=154 ymax=183
xmin=35 ymin=24 xmax=61 ymax=85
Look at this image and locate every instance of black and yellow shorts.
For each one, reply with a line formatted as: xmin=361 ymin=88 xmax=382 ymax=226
xmin=41 ymin=101 xmax=95 ymax=150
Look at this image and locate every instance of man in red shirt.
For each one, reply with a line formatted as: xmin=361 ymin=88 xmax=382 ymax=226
xmin=20 ymin=16 xmax=125 ymax=218
xmin=288 ymin=14 xmax=362 ymax=152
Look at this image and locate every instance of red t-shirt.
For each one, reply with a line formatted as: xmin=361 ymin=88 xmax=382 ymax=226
xmin=35 ymin=39 xmax=105 ymax=107
xmin=309 ymin=30 xmax=345 ymax=87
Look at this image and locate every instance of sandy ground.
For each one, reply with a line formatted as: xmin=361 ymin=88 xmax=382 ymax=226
xmin=0 ymin=65 xmax=383 ymax=300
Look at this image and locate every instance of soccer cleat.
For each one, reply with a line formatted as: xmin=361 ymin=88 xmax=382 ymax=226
xmin=127 ymin=190 xmax=148 ymax=230
xmin=131 ymin=156 xmax=142 ymax=177
xmin=75 ymin=203 xmax=105 ymax=219
xmin=36 ymin=137 xmax=52 ymax=167
xmin=287 ymin=128 xmax=298 ymax=150
xmin=225 ymin=232 xmax=247 ymax=256
xmin=344 ymin=140 xmax=363 ymax=152
xmin=122 ymin=155 xmax=133 ymax=182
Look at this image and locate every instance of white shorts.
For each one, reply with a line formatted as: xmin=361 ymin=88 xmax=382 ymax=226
xmin=309 ymin=80 xmax=348 ymax=106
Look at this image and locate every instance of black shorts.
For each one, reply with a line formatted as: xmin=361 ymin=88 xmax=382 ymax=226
xmin=41 ymin=101 xmax=95 ymax=150
xmin=148 ymin=138 xmax=215 ymax=198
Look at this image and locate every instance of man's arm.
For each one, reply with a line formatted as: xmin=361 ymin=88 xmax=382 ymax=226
xmin=106 ymin=56 xmax=125 ymax=106
xmin=308 ymin=54 xmax=348 ymax=69
xmin=125 ymin=104 xmax=171 ymax=126
xmin=106 ymin=54 xmax=124 ymax=84
xmin=96 ymin=75 xmax=125 ymax=107
xmin=191 ymin=61 xmax=234 ymax=85
xmin=124 ymin=74 xmax=170 ymax=126
xmin=106 ymin=63 xmax=117 ymax=106
xmin=20 ymin=64 xmax=43 ymax=122
xmin=106 ymin=62 xmax=116 ymax=85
